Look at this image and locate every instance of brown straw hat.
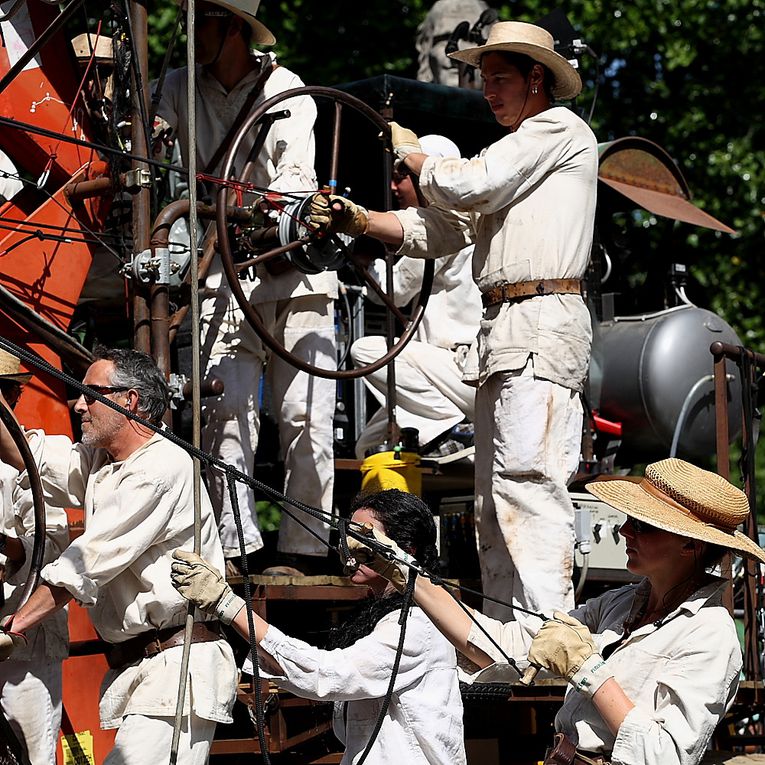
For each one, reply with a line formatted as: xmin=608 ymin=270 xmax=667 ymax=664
xmin=0 ymin=349 xmax=32 ymax=384
xmin=587 ymin=458 xmax=765 ymax=564
xmin=448 ymin=21 xmax=582 ymax=100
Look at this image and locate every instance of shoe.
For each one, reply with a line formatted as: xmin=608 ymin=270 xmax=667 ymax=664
xmin=421 ymin=421 xmax=475 ymax=462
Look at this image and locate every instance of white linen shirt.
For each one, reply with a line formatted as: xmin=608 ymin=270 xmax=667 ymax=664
xmin=157 ymin=54 xmax=337 ymax=303
xmin=368 ymin=246 xmax=482 ymax=349
xmin=0 ymin=461 xmax=69 ymax=662
xmin=30 ymin=430 xmax=237 ymax=727
xmin=393 ymin=106 xmax=597 ymax=391
xmin=245 ymin=606 xmax=466 ymax=765
xmin=466 ymin=577 xmax=741 ymax=765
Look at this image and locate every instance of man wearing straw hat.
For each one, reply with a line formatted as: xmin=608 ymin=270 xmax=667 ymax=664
xmin=0 ymin=347 xmax=236 ymax=765
xmin=0 ymin=350 xmax=69 ymax=765
xmin=157 ymin=0 xmax=335 ymax=576
xmin=311 ymin=21 xmax=597 ymax=618
xmin=348 ymin=458 xmax=763 ymax=765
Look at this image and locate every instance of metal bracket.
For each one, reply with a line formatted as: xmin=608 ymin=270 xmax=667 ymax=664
xmin=124 ymin=247 xmax=190 ymax=287
xmin=123 ymin=168 xmax=152 ymax=191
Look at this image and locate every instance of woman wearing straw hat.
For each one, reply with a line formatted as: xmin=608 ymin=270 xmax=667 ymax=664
xmin=310 ymin=21 xmax=598 ymax=622
xmin=347 ymin=458 xmax=762 ymax=765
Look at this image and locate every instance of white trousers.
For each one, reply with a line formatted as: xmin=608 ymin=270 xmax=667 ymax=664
xmin=351 ymin=337 xmax=476 ymax=458
xmin=0 ymin=659 xmax=62 ymax=765
xmin=103 ymin=713 xmax=216 ymax=765
xmin=201 ymin=292 xmax=335 ymax=558
xmin=475 ymin=365 xmax=583 ymax=621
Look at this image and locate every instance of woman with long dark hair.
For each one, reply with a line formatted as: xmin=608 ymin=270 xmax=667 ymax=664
xmin=171 ymin=489 xmax=466 ymax=765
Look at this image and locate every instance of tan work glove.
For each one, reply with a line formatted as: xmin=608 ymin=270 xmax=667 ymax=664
xmin=171 ymin=550 xmax=246 ymax=625
xmin=389 ymin=121 xmax=421 ymax=161
xmin=307 ymin=193 xmax=368 ymax=237
xmin=345 ymin=524 xmax=415 ymax=594
xmin=525 ymin=611 xmax=613 ymax=697
xmin=0 ymin=617 xmax=26 ymax=661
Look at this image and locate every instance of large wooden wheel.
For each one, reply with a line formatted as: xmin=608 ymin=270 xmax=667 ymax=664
xmin=215 ymin=86 xmax=434 ymax=380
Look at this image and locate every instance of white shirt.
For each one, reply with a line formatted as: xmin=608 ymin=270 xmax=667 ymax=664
xmin=0 ymin=461 xmax=69 ymax=661
xmin=393 ymin=106 xmax=598 ymax=391
xmin=157 ymin=55 xmax=337 ymax=303
xmin=368 ymin=246 xmax=482 ymax=349
xmin=466 ymin=578 xmax=741 ymax=765
xmin=30 ymin=430 xmax=237 ymax=727
xmin=246 ymin=606 xmax=466 ymax=765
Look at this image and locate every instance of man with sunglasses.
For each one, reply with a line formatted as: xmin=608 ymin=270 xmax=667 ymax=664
xmin=157 ymin=0 xmax=335 ymax=576
xmin=0 ymin=347 xmax=236 ymax=764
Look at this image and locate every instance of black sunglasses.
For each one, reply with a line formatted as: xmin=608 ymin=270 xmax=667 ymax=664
xmin=81 ymin=385 xmax=130 ymax=405
xmin=629 ymin=517 xmax=659 ymax=535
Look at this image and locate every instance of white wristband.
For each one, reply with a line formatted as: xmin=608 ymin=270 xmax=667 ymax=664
xmin=214 ymin=590 xmax=246 ymax=626
xmin=569 ymin=653 xmax=614 ymax=697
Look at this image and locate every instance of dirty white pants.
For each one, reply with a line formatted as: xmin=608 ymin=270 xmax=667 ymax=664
xmin=351 ymin=336 xmax=475 ymax=458
xmin=104 ymin=713 xmax=216 ymax=765
xmin=474 ymin=364 xmax=582 ymax=621
xmin=0 ymin=659 xmax=62 ymax=765
xmin=201 ymin=291 xmax=335 ymax=558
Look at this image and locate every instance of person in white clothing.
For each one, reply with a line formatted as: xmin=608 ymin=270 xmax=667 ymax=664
xmin=0 ymin=150 xmax=23 ymax=204
xmin=171 ymin=489 xmax=467 ymax=765
xmin=0 ymin=351 xmax=69 ymax=765
xmin=350 ymin=458 xmax=764 ymax=765
xmin=157 ymin=0 xmax=335 ymax=571
xmin=310 ymin=21 xmax=598 ymax=619
xmin=0 ymin=347 xmax=237 ymax=765
xmin=350 ymin=134 xmax=481 ymax=459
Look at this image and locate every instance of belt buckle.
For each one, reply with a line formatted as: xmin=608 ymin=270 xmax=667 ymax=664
xmin=145 ymin=633 xmax=163 ymax=658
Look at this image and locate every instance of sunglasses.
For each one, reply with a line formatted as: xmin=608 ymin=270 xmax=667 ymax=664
xmin=0 ymin=382 xmax=23 ymax=409
xmin=629 ymin=517 xmax=659 ymax=535
xmin=81 ymin=385 xmax=130 ymax=405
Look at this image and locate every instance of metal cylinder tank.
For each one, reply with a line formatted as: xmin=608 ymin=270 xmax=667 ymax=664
xmin=594 ymin=305 xmax=742 ymax=459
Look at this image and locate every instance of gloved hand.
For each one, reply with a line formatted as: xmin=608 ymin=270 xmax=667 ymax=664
xmin=389 ymin=121 xmax=421 ymax=161
xmin=525 ymin=611 xmax=613 ymax=697
xmin=345 ymin=523 xmax=415 ymax=594
xmin=0 ymin=617 xmax=26 ymax=661
xmin=307 ymin=194 xmax=368 ymax=237
xmin=171 ymin=550 xmax=245 ymax=626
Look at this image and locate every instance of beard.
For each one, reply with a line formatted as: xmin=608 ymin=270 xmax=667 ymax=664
xmin=80 ymin=415 xmax=122 ymax=450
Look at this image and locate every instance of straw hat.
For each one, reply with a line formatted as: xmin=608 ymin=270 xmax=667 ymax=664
xmin=587 ymin=458 xmax=765 ymax=564
xmin=71 ymin=33 xmax=114 ymax=65
xmin=176 ymin=0 xmax=275 ymax=46
xmin=0 ymin=349 xmax=32 ymax=384
xmin=448 ymin=21 xmax=582 ymax=100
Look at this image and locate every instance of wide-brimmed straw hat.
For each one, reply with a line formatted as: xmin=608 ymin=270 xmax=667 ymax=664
xmin=176 ymin=0 xmax=275 ymax=46
xmin=0 ymin=349 xmax=32 ymax=384
xmin=448 ymin=21 xmax=582 ymax=100
xmin=587 ymin=458 xmax=765 ymax=564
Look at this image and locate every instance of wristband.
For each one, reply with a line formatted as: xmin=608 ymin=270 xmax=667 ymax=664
xmin=214 ymin=590 xmax=246 ymax=626
xmin=569 ymin=653 xmax=614 ymax=697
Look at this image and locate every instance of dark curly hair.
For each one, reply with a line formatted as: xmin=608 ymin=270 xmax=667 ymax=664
xmin=328 ymin=489 xmax=439 ymax=649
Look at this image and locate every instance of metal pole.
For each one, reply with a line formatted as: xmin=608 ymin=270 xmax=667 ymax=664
xmin=130 ymin=0 xmax=152 ymax=354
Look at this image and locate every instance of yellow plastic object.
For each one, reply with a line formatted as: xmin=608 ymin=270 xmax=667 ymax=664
xmin=360 ymin=450 xmax=422 ymax=496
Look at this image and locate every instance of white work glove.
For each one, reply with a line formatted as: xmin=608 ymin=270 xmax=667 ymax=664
xmin=525 ymin=611 xmax=613 ymax=697
xmin=345 ymin=523 xmax=416 ymax=594
xmin=171 ymin=550 xmax=245 ymax=626
xmin=0 ymin=617 xmax=26 ymax=661
xmin=389 ymin=121 xmax=421 ymax=161
xmin=307 ymin=193 xmax=368 ymax=237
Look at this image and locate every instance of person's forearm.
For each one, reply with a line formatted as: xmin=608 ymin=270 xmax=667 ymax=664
xmin=413 ymin=576 xmax=494 ymax=668
xmin=11 ymin=581 xmax=72 ymax=632
xmin=365 ymin=211 xmax=405 ymax=247
xmin=230 ymin=605 xmax=284 ymax=675
xmin=591 ymin=677 xmax=636 ymax=736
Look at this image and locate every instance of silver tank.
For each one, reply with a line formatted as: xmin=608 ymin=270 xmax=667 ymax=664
xmin=592 ymin=305 xmax=742 ymax=459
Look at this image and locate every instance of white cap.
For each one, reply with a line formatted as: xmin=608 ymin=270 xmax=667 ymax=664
xmin=419 ymin=134 xmax=461 ymax=158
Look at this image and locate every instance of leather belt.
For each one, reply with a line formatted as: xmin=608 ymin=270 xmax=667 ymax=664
xmin=105 ymin=621 xmax=222 ymax=670
xmin=544 ymin=734 xmax=610 ymax=765
xmin=481 ymin=278 xmax=582 ymax=309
